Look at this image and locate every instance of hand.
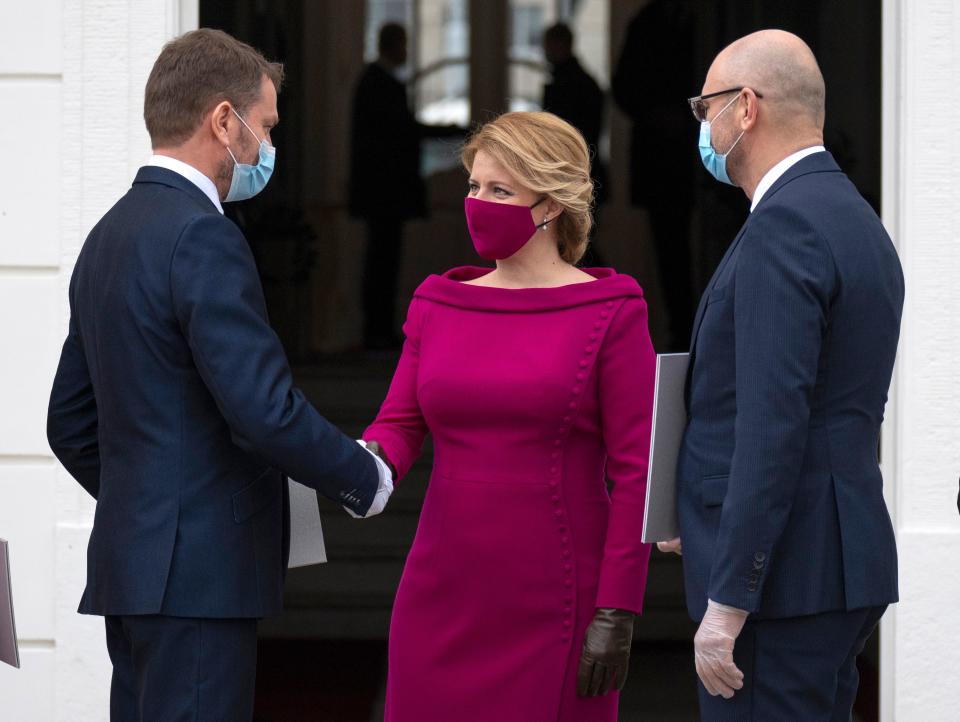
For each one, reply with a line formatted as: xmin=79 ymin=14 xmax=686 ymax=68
xmin=694 ymin=600 xmax=748 ymax=699
xmin=577 ymin=608 xmax=635 ymax=697
xmin=346 ymin=440 xmax=394 ymax=518
xmin=365 ymin=440 xmax=396 ymax=478
xmin=657 ymin=537 xmax=682 ymax=555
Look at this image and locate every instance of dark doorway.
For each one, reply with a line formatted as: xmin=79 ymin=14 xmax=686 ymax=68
xmin=200 ymin=2 xmax=882 ymax=720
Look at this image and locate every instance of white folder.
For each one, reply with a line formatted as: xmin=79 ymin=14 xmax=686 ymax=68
xmin=287 ymin=480 xmax=328 ymax=568
xmin=641 ymin=353 xmax=690 ymax=543
xmin=0 ymin=538 xmax=20 ymax=668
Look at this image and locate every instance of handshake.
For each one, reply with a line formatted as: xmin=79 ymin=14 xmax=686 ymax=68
xmin=346 ymin=439 xmax=395 ymax=519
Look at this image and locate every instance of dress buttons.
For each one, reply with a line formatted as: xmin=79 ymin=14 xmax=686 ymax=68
xmin=563 ymin=550 xmax=571 ymax=559
xmin=561 ymin=536 xmax=569 ymax=544
xmin=564 ymin=597 xmax=573 ymax=605
xmin=563 ymin=415 xmax=572 ymax=423
xmin=576 ymin=373 xmax=585 ymax=381
xmin=551 ymin=452 xmax=560 ymax=460
xmin=606 ymin=301 xmax=614 ymax=308
xmin=589 ymin=333 xmax=597 ymax=341
xmin=561 ymin=636 xmax=570 ymax=643
xmin=549 ymin=481 xmax=558 ymax=489
xmin=563 ymin=620 xmax=572 ymax=628
xmin=554 ymin=439 xmax=562 ymax=446
xmin=572 ymin=387 xmax=581 ymax=395
xmin=564 ymin=564 xmax=572 ymax=572
xmin=579 ymin=359 xmax=588 ymax=368
xmin=564 ymin=579 xmax=573 ymax=587
xmin=554 ymin=510 xmax=563 ymax=518
xmin=585 ymin=346 xmax=593 ymax=354
xmin=552 ymin=496 xmax=560 ymax=504
xmin=594 ymin=321 xmax=602 ymax=329
xmin=564 ymin=607 xmax=572 ymax=616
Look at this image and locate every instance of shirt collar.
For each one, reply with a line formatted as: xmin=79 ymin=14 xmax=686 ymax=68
xmin=750 ymin=145 xmax=826 ymax=212
xmin=146 ymin=154 xmax=224 ymax=214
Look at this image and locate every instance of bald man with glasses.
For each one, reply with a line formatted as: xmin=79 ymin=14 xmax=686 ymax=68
xmin=659 ymin=30 xmax=903 ymax=721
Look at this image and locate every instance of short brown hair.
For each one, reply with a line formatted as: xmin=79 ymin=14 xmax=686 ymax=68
xmin=144 ymin=28 xmax=283 ymax=148
xmin=462 ymin=112 xmax=594 ymax=265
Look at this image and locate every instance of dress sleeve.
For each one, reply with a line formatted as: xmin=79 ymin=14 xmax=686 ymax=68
xmin=362 ymin=298 xmax=430 ymax=480
xmin=595 ymin=296 xmax=656 ymax=613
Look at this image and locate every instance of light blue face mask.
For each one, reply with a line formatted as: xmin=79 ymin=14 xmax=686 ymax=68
xmin=225 ymin=108 xmax=276 ymax=202
xmin=698 ymin=93 xmax=744 ymax=186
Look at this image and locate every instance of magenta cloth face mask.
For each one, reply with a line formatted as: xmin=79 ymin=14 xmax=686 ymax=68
xmin=464 ymin=196 xmax=547 ymax=260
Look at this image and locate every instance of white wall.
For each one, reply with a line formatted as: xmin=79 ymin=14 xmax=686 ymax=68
xmin=881 ymin=1 xmax=960 ymax=720
xmin=0 ymin=1 xmax=192 ymax=719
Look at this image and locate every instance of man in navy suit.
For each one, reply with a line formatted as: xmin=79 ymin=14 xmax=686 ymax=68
xmin=659 ymin=30 xmax=904 ymax=720
xmin=46 ymin=29 xmax=392 ymax=721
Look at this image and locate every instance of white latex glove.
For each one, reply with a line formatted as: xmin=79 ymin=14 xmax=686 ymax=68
xmin=695 ymin=599 xmax=748 ymax=699
xmin=657 ymin=537 xmax=682 ymax=555
xmin=346 ymin=440 xmax=394 ymax=519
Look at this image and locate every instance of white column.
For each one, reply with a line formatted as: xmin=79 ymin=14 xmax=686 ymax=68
xmin=0 ymin=1 xmax=192 ymax=718
xmin=882 ymin=1 xmax=960 ymax=720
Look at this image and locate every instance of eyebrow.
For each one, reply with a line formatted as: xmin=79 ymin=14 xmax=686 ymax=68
xmin=468 ymin=178 xmax=515 ymax=189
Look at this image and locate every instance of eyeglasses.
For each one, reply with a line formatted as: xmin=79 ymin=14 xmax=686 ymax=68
xmin=687 ymin=87 xmax=763 ymax=123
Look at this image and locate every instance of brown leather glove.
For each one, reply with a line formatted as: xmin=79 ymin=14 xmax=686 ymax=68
xmin=365 ymin=440 xmax=396 ymax=478
xmin=577 ymin=608 xmax=635 ymax=697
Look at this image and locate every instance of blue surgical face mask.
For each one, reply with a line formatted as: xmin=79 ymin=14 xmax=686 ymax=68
xmin=698 ymin=93 xmax=744 ymax=186
xmin=225 ymin=108 xmax=276 ymax=202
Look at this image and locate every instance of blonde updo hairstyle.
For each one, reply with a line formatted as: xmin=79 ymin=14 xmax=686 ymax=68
xmin=461 ymin=111 xmax=594 ymax=265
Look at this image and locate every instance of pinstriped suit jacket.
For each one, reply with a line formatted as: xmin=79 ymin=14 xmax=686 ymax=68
xmin=677 ymin=152 xmax=903 ymax=620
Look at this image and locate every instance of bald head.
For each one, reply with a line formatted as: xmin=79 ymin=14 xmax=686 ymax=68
xmin=711 ymin=30 xmax=825 ymax=131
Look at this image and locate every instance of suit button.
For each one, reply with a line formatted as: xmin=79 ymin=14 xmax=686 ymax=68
xmin=747 ymin=584 xmax=757 ymax=592
xmin=754 ymin=552 xmax=766 ymax=563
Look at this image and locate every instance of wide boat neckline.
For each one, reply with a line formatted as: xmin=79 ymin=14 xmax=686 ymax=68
xmin=413 ymin=266 xmax=644 ymax=313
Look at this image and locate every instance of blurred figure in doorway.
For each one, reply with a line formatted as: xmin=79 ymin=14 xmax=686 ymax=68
xmin=612 ymin=0 xmax=697 ymax=350
xmin=349 ymin=22 xmax=462 ymax=350
xmin=542 ymin=22 xmax=609 ymax=217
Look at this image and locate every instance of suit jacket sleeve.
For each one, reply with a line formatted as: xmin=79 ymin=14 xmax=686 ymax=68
xmin=708 ymin=206 xmax=837 ymax=612
xmin=595 ymin=297 xmax=656 ymax=612
xmin=170 ymin=214 xmax=379 ymax=516
xmin=362 ymin=298 xmax=429 ymax=481
xmin=47 ymin=313 xmax=101 ymax=499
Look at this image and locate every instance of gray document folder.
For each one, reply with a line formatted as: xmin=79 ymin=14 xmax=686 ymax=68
xmin=287 ymin=479 xmax=328 ymax=569
xmin=0 ymin=539 xmax=20 ymax=668
xmin=641 ymin=353 xmax=690 ymax=543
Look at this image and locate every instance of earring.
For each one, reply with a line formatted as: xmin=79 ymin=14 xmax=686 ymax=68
xmin=541 ymin=216 xmax=549 ymax=231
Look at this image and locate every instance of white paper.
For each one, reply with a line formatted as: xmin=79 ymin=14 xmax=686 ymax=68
xmin=287 ymin=480 xmax=327 ymax=568
xmin=0 ymin=539 xmax=20 ymax=668
xmin=642 ymin=353 xmax=690 ymax=543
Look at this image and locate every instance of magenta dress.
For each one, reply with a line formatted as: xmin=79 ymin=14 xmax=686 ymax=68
xmin=363 ymin=266 xmax=656 ymax=722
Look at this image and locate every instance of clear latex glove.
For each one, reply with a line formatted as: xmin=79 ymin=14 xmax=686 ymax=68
xmin=657 ymin=537 xmax=682 ymax=555
xmin=694 ymin=599 xmax=749 ymax=699
xmin=346 ymin=440 xmax=394 ymax=518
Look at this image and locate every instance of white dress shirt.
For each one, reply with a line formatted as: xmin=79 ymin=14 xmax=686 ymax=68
xmin=750 ymin=145 xmax=826 ymax=212
xmin=146 ymin=154 xmax=224 ymax=214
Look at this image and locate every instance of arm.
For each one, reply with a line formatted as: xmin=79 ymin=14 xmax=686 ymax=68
xmin=362 ymin=298 xmax=429 ymax=481
xmin=707 ymin=208 xmax=836 ymax=611
xmin=577 ymin=296 xmax=657 ymax=697
xmin=47 ymin=315 xmax=101 ymax=498
xmin=170 ymin=215 xmax=379 ymax=516
xmin=595 ymin=297 xmax=657 ymax=612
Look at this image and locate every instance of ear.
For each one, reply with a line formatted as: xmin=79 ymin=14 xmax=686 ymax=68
xmin=544 ymin=198 xmax=564 ymax=224
xmin=209 ymin=101 xmax=233 ymax=147
xmin=738 ymin=89 xmax=760 ymax=132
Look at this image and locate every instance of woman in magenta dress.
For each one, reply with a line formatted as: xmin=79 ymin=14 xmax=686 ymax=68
xmin=363 ymin=111 xmax=656 ymax=722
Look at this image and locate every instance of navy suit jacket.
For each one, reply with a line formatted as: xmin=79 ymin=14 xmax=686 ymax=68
xmin=47 ymin=166 xmax=379 ymax=619
xmin=677 ymin=152 xmax=903 ymax=621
